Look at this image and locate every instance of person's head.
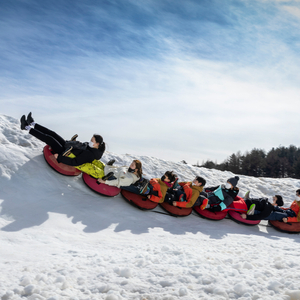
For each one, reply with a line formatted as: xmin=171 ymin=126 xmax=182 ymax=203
xmin=161 ymin=171 xmax=177 ymax=183
xmin=296 ymin=189 xmax=300 ymax=199
xmin=226 ymin=176 xmax=240 ymax=189
xmin=272 ymin=195 xmax=284 ymax=207
xmin=128 ymin=160 xmax=143 ymax=178
xmin=90 ymin=134 xmax=105 ymax=152
xmin=192 ymin=176 xmax=206 ymax=187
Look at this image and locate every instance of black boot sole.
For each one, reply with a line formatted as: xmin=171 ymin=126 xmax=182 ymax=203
xmin=26 ymin=112 xmax=34 ymax=124
xmin=62 ymin=146 xmax=73 ymax=156
xmin=106 ymin=159 xmax=115 ymax=166
xmin=20 ymin=115 xmax=28 ymax=130
xmin=70 ymin=134 xmax=78 ymax=141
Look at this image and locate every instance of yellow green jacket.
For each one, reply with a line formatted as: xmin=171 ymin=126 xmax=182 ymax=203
xmin=68 ymin=153 xmax=105 ymax=178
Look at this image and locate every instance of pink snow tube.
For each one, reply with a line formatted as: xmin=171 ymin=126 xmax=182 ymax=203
xmin=160 ymin=202 xmax=193 ymax=217
xmin=82 ymin=172 xmax=121 ymax=197
xmin=193 ymin=206 xmax=227 ymax=220
xmin=227 ymin=196 xmax=248 ymax=212
xmin=43 ymin=145 xmax=82 ymax=176
xmin=121 ymin=189 xmax=158 ymax=210
xmin=228 ymin=210 xmax=260 ymax=226
xmin=269 ymin=220 xmax=300 ymax=233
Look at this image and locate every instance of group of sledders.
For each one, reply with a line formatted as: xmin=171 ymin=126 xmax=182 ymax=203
xmin=20 ymin=113 xmax=300 ymax=228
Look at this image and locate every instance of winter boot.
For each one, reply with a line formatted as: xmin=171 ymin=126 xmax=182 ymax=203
xmin=26 ymin=112 xmax=35 ymax=125
xmin=200 ymin=198 xmax=209 ymax=210
xmin=106 ymin=159 xmax=115 ymax=166
xmin=102 ymin=172 xmax=114 ymax=181
xmin=61 ymin=146 xmax=73 ymax=157
xmin=20 ymin=115 xmax=29 ymax=130
xmin=244 ymin=191 xmax=250 ymax=200
xmin=247 ymin=204 xmax=256 ymax=215
xmin=70 ymin=134 xmax=78 ymax=141
xmin=138 ymin=178 xmax=149 ymax=194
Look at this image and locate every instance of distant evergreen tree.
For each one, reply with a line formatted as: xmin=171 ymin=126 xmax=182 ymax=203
xmin=201 ymin=160 xmax=217 ymax=169
xmin=199 ymin=145 xmax=300 ymax=179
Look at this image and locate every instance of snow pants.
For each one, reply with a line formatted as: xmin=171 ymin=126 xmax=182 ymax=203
xmin=29 ymin=123 xmax=66 ymax=154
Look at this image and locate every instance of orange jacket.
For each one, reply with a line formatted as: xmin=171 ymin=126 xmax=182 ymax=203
xmin=174 ymin=182 xmax=203 ymax=208
xmin=282 ymin=201 xmax=300 ymax=222
xmin=148 ymin=178 xmax=172 ymax=203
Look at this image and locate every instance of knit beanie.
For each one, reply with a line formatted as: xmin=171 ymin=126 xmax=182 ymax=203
xmin=227 ymin=176 xmax=239 ymax=187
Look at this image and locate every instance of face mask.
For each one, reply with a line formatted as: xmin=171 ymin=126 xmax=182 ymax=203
xmin=225 ymin=182 xmax=232 ymax=189
xmin=128 ymin=167 xmax=135 ymax=173
xmin=89 ymin=141 xmax=94 ymax=148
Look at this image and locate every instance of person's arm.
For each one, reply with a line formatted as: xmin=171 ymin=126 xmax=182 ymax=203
xmin=173 ymin=184 xmax=193 ymax=207
xmin=148 ymin=180 xmax=163 ymax=203
xmin=273 ymin=206 xmax=285 ymax=212
xmin=205 ymin=186 xmax=219 ymax=192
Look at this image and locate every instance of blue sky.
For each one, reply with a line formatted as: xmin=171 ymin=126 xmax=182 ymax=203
xmin=1 ymin=0 xmax=300 ymax=164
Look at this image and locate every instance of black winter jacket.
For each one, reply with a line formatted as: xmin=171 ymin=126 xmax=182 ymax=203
xmin=57 ymin=141 xmax=104 ymax=166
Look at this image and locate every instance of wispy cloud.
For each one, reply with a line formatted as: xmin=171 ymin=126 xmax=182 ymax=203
xmin=1 ymin=0 xmax=300 ymax=164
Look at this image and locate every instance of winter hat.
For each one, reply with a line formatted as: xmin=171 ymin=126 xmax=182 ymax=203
xmin=227 ymin=176 xmax=239 ymax=187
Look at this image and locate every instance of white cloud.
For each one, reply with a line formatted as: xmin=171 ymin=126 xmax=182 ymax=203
xmin=283 ymin=5 xmax=300 ymax=18
xmin=2 ymin=54 xmax=300 ymax=164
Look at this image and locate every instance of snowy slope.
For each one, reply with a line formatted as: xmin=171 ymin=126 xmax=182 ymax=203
xmin=0 ymin=114 xmax=300 ymax=300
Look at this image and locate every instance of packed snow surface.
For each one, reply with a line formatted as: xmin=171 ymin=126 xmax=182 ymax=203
xmin=0 ymin=114 xmax=300 ymax=300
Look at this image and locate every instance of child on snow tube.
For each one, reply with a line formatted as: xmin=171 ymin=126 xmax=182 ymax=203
xmin=141 ymin=171 xmax=178 ymax=203
xmin=164 ymin=176 xmax=206 ymax=208
xmin=241 ymin=190 xmax=300 ymax=223
xmin=240 ymin=193 xmax=284 ymax=221
xmin=97 ymin=159 xmax=142 ymax=188
xmin=199 ymin=176 xmax=240 ymax=211
xmin=20 ymin=112 xmax=106 ymax=168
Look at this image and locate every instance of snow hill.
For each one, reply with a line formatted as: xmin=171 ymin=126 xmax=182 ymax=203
xmin=0 ymin=114 xmax=300 ymax=300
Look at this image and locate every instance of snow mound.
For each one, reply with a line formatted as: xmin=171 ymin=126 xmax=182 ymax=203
xmin=1 ymin=114 xmax=300 ymax=299
xmin=0 ymin=115 xmax=43 ymax=179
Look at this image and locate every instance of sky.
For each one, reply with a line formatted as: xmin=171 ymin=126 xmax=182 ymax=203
xmin=1 ymin=0 xmax=300 ymax=164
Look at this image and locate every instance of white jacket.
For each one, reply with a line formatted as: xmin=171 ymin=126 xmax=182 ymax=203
xmin=104 ymin=165 xmax=139 ymax=188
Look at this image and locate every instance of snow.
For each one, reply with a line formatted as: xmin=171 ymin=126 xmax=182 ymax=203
xmin=1 ymin=114 xmax=300 ymax=300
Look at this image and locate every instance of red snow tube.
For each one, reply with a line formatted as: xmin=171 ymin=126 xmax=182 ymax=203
xmin=193 ymin=206 xmax=227 ymax=220
xmin=82 ymin=173 xmax=121 ymax=197
xmin=43 ymin=145 xmax=82 ymax=176
xmin=121 ymin=189 xmax=158 ymax=210
xmin=227 ymin=196 xmax=248 ymax=212
xmin=269 ymin=220 xmax=300 ymax=234
xmin=228 ymin=210 xmax=260 ymax=226
xmin=160 ymin=202 xmax=192 ymax=217
xmin=194 ymin=196 xmax=248 ymax=221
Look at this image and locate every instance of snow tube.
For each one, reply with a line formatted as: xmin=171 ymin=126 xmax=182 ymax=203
xmin=227 ymin=196 xmax=248 ymax=212
xmin=121 ymin=190 xmax=158 ymax=210
xmin=193 ymin=196 xmax=248 ymax=221
xmin=160 ymin=202 xmax=192 ymax=217
xmin=268 ymin=220 xmax=300 ymax=234
xmin=194 ymin=206 xmax=227 ymax=220
xmin=43 ymin=145 xmax=82 ymax=176
xmin=82 ymin=173 xmax=121 ymax=197
xmin=228 ymin=210 xmax=260 ymax=226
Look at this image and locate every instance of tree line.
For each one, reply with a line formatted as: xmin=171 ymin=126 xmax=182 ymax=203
xmin=198 ymin=145 xmax=300 ymax=179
